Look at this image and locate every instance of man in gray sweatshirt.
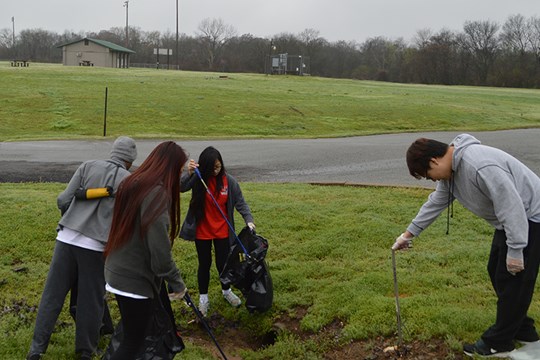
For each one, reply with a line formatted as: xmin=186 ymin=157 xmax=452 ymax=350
xmin=393 ymin=133 xmax=540 ymax=357
xmin=27 ymin=136 xmax=137 ymax=360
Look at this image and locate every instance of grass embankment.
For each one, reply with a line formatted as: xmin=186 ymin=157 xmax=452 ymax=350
xmin=2 ymin=183 xmax=538 ymax=359
xmin=1 ymin=62 xmax=540 ymax=141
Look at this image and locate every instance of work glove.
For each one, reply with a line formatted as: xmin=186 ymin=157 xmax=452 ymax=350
xmin=75 ymin=186 xmax=113 ymax=200
xmin=507 ymin=255 xmax=525 ymax=275
xmin=168 ymin=287 xmax=188 ymax=300
xmin=392 ymin=233 xmax=413 ymax=251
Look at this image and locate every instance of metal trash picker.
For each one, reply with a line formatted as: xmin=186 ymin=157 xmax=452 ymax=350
xmin=383 ymin=249 xmax=411 ymax=356
xmin=184 ymin=292 xmax=229 ymax=360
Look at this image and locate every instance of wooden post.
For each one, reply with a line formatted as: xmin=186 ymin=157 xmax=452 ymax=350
xmin=103 ymin=87 xmax=108 ymax=136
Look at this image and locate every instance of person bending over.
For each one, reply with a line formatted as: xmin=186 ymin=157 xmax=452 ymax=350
xmin=393 ymin=134 xmax=540 ymax=357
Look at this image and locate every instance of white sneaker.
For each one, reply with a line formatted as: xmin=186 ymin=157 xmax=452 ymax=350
xmin=223 ymin=290 xmax=242 ymax=307
xmin=198 ymin=300 xmax=209 ymax=317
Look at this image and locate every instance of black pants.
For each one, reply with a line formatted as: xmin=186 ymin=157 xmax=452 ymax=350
xmin=195 ymin=238 xmax=230 ymax=294
xmin=110 ymin=295 xmax=153 ymax=360
xmin=482 ymin=221 xmax=540 ymax=349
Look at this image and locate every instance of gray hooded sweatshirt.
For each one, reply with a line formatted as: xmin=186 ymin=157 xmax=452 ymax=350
xmin=407 ymin=133 xmax=540 ymax=261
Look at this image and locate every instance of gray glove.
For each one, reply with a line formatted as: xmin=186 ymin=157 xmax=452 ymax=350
xmin=168 ymin=287 xmax=188 ymax=300
xmin=392 ymin=233 xmax=413 ymax=251
xmin=507 ymin=255 xmax=524 ymax=275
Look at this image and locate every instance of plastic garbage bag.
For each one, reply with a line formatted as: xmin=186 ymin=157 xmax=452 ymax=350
xmin=220 ymin=227 xmax=273 ymax=312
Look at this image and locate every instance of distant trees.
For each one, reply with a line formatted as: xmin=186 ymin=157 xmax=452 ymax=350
xmin=197 ymin=18 xmax=237 ymax=70
xmin=7 ymin=29 xmax=64 ymax=62
xmin=461 ymin=20 xmax=500 ymax=84
xmin=2 ymin=15 xmax=540 ymax=88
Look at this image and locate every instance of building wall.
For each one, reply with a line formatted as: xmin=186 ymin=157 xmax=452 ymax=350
xmin=62 ymin=41 xmax=119 ymax=67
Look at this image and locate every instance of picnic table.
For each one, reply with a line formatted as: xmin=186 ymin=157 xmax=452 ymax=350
xmin=11 ymin=59 xmax=29 ymax=67
xmin=79 ymin=60 xmax=94 ymax=66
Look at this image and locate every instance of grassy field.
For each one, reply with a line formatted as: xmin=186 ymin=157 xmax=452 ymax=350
xmin=1 ymin=182 xmax=538 ymax=359
xmin=1 ymin=62 xmax=540 ymax=141
xmin=2 ymin=63 xmax=540 ymax=358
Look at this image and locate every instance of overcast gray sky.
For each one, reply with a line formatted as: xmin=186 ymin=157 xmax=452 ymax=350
xmin=3 ymin=0 xmax=539 ymax=43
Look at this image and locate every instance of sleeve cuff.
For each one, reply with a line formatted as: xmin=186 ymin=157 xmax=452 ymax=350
xmin=507 ymin=247 xmax=524 ymax=261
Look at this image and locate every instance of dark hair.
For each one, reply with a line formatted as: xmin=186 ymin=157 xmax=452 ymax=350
xmin=190 ymin=146 xmax=226 ymax=222
xmin=406 ymin=138 xmax=448 ymax=179
xmin=104 ymin=141 xmax=188 ymax=257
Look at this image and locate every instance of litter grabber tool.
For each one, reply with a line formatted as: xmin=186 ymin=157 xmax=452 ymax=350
xmin=392 ymin=249 xmax=403 ymax=348
xmin=184 ymin=292 xmax=229 ymax=360
xmin=384 ymin=249 xmax=412 ymax=356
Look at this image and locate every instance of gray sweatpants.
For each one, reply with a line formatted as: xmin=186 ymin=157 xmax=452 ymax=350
xmin=28 ymin=241 xmax=105 ymax=356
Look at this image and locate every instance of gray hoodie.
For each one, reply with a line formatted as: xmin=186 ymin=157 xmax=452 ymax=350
xmin=57 ymin=158 xmax=130 ymax=242
xmin=407 ymin=134 xmax=540 ymax=261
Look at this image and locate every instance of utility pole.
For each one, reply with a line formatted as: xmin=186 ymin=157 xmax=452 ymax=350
xmin=175 ymin=0 xmax=179 ymax=70
xmin=123 ymin=1 xmax=129 ymax=48
xmin=11 ymin=16 xmax=15 ymax=47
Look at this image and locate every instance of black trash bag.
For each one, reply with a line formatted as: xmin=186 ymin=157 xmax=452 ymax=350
xmin=220 ymin=226 xmax=273 ymax=313
xmin=102 ymin=285 xmax=185 ymax=360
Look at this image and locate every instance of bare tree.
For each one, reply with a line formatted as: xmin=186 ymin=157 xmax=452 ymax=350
xmin=361 ymin=36 xmax=401 ymax=80
xmin=0 ymin=28 xmax=13 ymax=48
xmin=88 ymin=28 xmax=124 ymax=45
xmin=0 ymin=28 xmax=15 ymax=59
xmin=501 ymin=14 xmax=529 ymax=54
xmin=271 ymin=32 xmax=302 ymax=55
xmin=527 ymin=16 xmax=540 ymax=63
xmin=298 ymin=28 xmax=325 ymax=55
xmin=412 ymin=29 xmax=458 ymax=84
xmin=17 ymin=29 xmax=61 ymax=62
xmin=197 ymin=18 xmax=237 ymax=70
xmin=412 ymin=28 xmax=433 ymax=50
xmin=461 ymin=20 xmax=500 ymax=84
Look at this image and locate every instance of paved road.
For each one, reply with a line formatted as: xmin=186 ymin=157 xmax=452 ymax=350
xmin=2 ymin=129 xmax=540 ymax=187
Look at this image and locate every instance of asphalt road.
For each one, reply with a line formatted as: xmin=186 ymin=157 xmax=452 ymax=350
xmin=2 ymin=129 xmax=540 ymax=187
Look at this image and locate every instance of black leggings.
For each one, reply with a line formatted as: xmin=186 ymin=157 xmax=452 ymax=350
xmin=195 ymin=238 xmax=230 ymax=294
xmin=110 ymin=295 xmax=153 ymax=360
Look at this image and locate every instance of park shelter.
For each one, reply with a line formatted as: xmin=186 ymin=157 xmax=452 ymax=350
xmin=57 ymin=38 xmax=135 ymax=68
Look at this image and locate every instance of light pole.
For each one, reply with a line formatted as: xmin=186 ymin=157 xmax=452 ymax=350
xmin=11 ymin=16 xmax=15 ymax=47
xmin=123 ymin=1 xmax=129 ymax=48
xmin=175 ymin=0 xmax=179 ymax=69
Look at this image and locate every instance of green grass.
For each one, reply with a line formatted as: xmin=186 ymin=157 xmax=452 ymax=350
xmin=2 ymin=63 xmax=539 ymax=358
xmin=2 ymin=182 xmax=538 ymax=359
xmin=1 ymin=62 xmax=540 ymax=141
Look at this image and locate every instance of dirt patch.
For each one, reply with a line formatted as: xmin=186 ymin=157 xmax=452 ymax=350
xmin=176 ymin=306 xmax=465 ymax=359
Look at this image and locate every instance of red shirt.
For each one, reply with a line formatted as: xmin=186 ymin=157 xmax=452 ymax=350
xmin=196 ymin=175 xmax=229 ymax=240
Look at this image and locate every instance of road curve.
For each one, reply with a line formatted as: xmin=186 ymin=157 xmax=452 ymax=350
xmin=1 ymin=129 xmax=540 ymax=187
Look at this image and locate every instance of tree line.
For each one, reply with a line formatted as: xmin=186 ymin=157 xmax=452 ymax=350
xmin=1 ymin=14 xmax=540 ymax=88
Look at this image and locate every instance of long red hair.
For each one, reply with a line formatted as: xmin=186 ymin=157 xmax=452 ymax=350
xmin=104 ymin=141 xmax=188 ymax=257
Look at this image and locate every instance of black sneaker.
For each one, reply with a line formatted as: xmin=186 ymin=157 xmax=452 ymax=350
xmin=26 ymin=354 xmax=42 ymax=360
xmin=515 ymin=333 xmax=540 ymax=345
xmin=75 ymin=351 xmax=93 ymax=360
xmin=463 ymin=339 xmax=514 ymax=357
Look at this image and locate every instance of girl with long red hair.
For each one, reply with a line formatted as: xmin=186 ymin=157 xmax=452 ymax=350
xmin=104 ymin=141 xmax=188 ymax=359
